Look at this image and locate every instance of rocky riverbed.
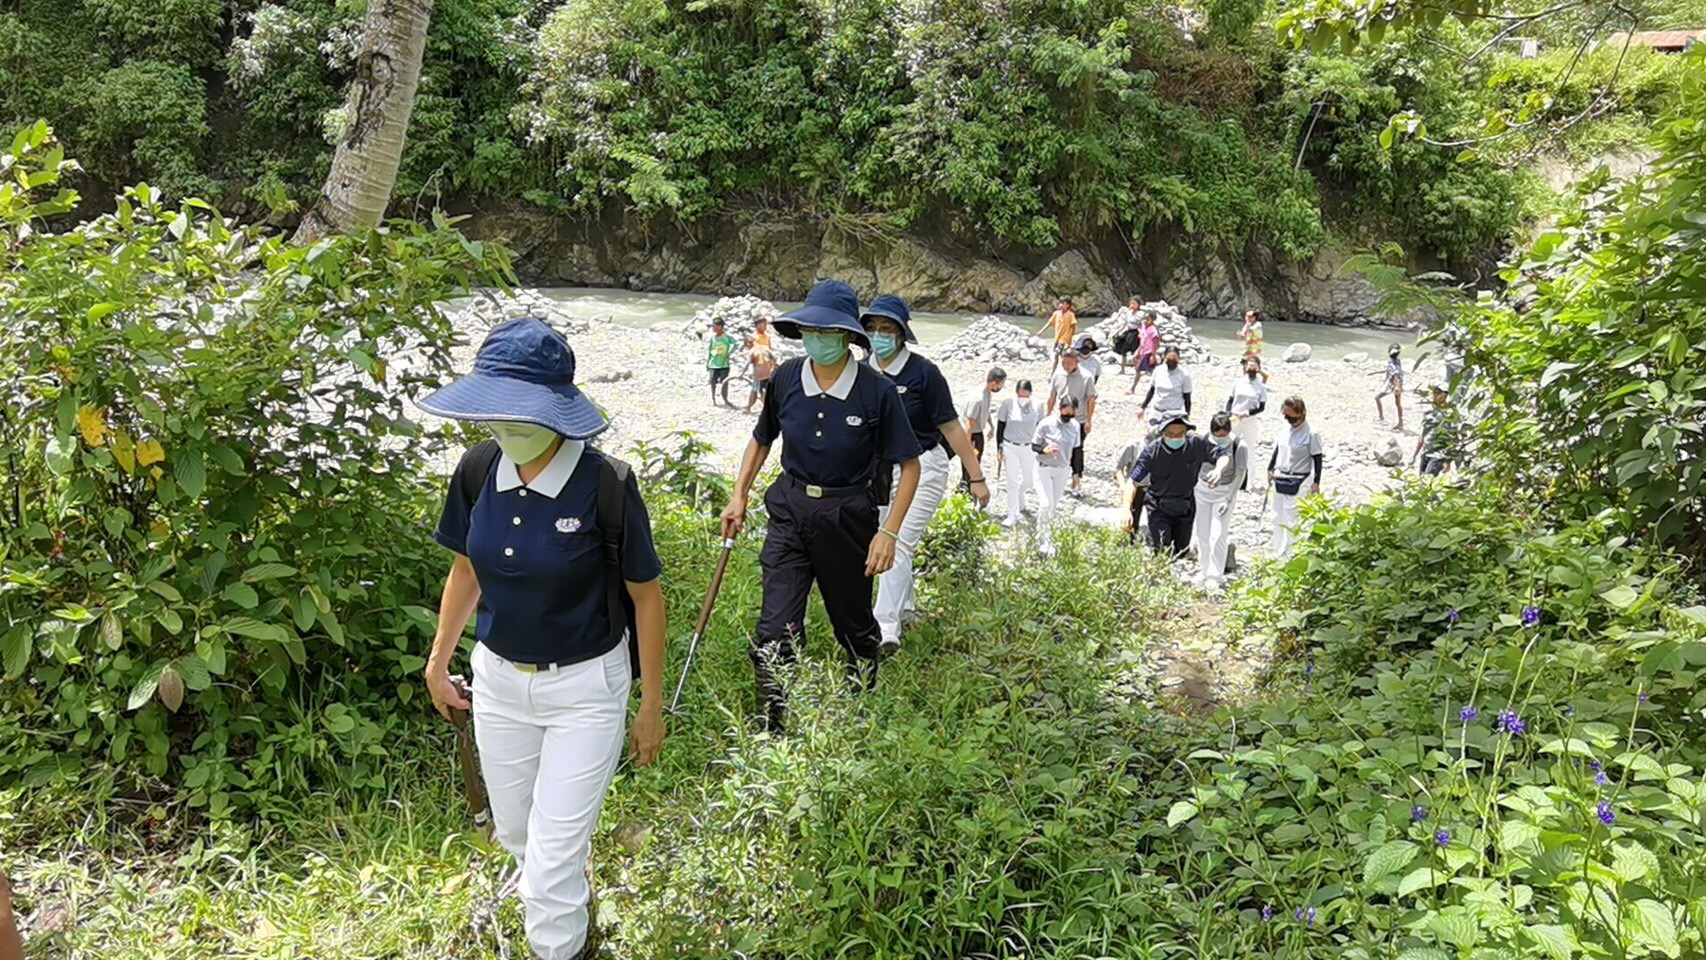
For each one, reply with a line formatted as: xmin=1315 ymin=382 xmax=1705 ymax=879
xmin=430 ymin=291 xmax=1444 ymax=568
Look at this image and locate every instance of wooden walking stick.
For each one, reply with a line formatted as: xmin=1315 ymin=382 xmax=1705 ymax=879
xmin=445 ymin=676 xmax=490 ymax=830
xmin=670 ymin=538 xmax=737 ymax=713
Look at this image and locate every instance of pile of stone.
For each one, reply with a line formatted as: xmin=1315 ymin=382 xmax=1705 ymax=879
xmin=935 ymin=316 xmax=1051 ymax=365
xmin=449 ymin=288 xmax=594 ymax=337
xmin=681 ymin=295 xmax=780 ymax=342
xmin=1081 ymin=301 xmax=1212 ymax=365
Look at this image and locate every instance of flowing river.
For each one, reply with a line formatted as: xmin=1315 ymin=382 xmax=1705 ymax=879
xmin=534 ymin=287 xmax=1415 ymax=361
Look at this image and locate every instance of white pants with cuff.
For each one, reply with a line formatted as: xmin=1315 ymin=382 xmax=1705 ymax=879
xmin=1232 ymin=415 xmax=1262 ymax=452
xmin=1193 ymin=490 xmax=1238 ymax=587
xmin=1001 ymin=441 xmax=1039 ymax=523
xmin=472 ymin=641 xmax=630 ymax=960
xmin=876 ymin=444 xmax=951 ymax=643
xmin=1271 ymin=491 xmax=1302 ymax=556
xmin=1036 ymin=465 xmax=1072 ymax=552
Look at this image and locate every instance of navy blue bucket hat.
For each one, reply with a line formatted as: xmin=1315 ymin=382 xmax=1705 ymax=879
xmin=774 ymin=279 xmax=868 ymax=349
xmin=861 ymin=294 xmax=917 ymax=343
xmin=416 ymin=317 xmax=608 ymax=440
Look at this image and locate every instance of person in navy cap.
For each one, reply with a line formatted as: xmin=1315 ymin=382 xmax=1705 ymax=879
xmin=720 ymin=280 xmax=924 ymax=733
xmin=1123 ymin=411 xmax=1222 ymax=558
xmin=417 ymin=317 xmax=667 ymax=960
xmin=862 ymin=294 xmax=989 ymax=653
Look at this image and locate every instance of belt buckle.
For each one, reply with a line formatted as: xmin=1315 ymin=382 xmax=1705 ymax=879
xmin=805 ymin=484 xmax=824 ymax=499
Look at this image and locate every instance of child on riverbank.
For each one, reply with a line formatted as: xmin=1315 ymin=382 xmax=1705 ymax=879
xmin=707 ymin=319 xmax=737 ymax=406
xmin=1375 ymin=343 xmax=1405 ymax=431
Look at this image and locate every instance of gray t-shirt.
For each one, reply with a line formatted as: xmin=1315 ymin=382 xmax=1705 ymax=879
xmin=1035 ymin=416 xmax=1081 ymax=470
xmin=1050 ymin=368 xmax=1097 ymax=409
xmin=963 ymin=389 xmax=995 ymax=437
xmin=997 ymin=396 xmax=1043 ymax=445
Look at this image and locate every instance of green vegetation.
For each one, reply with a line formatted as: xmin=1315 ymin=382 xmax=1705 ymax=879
xmin=3 ymin=0 xmax=1692 ymax=266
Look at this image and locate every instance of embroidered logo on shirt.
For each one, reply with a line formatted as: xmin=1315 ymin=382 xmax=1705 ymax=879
xmin=895 ymin=385 xmax=909 ymax=394
xmin=556 ymin=517 xmax=582 ymax=534
xmin=845 ymin=415 xmax=864 ymax=427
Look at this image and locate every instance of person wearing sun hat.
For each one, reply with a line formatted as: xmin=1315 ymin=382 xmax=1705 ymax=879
xmin=862 ymin=294 xmax=988 ymax=655
xmin=721 ymin=280 xmax=923 ymax=733
xmin=1124 ymin=411 xmax=1219 ymax=558
xmin=417 ymin=316 xmax=667 ymax=960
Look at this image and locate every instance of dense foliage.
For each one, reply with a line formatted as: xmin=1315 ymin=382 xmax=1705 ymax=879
xmin=0 ymin=122 xmax=512 ymax=814
xmin=8 ymin=0 xmax=1685 ymax=265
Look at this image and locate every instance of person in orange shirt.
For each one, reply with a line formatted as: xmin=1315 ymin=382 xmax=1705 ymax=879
xmin=1034 ymin=297 xmax=1077 ymax=375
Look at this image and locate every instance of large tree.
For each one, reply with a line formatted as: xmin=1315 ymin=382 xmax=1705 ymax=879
xmin=293 ymin=0 xmax=436 ymax=243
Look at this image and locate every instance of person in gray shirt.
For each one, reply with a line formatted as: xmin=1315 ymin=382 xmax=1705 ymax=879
xmin=995 ymin=379 xmax=1043 ymax=527
xmin=1032 ymin=396 xmax=1082 ymax=557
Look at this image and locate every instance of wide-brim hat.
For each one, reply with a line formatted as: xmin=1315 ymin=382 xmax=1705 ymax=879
xmin=773 ymin=279 xmax=869 ymax=349
xmin=416 ymin=317 xmax=608 ymax=440
xmin=861 ymin=293 xmax=917 ymax=343
xmin=1159 ymin=412 xmax=1196 ymax=431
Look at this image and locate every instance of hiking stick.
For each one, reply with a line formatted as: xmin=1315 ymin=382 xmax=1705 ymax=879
xmin=670 ymin=538 xmax=737 ymax=713
xmin=446 ymin=676 xmax=490 ymax=830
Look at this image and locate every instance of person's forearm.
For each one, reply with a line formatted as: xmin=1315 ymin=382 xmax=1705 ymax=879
xmin=886 ymin=459 xmax=922 ymax=532
xmin=1120 ymin=480 xmax=1136 ymax=510
xmin=732 ymin=438 xmax=771 ymax=501
xmin=940 ymin=422 xmax=981 ymax=473
xmin=1140 ymin=386 xmax=1154 ymax=408
xmin=1312 ymin=453 xmax=1324 ymax=483
xmin=1183 ymin=392 xmax=1192 ymax=414
xmin=1046 ymin=391 xmax=1058 ymax=414
xmin=1085 ymin=397 xmax=1097 ymax=423
xmin=995 ymin=420 xmax=1007 ymax=445
xmin=628 ymin=580 xmax=666 ymax=708
xmin=429 ymin=556 xmax=481 ymax=673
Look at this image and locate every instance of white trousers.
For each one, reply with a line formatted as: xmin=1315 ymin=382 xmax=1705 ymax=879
xmin=1232 ymin=415 xmax=1262 ymax=451
xmin=1272 ymin=491 xmax=1302 ymax=556
xmin=472 ymin=642 xmax=630 ymax=960
xmin=1037 ymin=466 xmax=1071 ymax=549
xmin=876 ymin=445 xmax=951 ymax=641
xmin=1001 ymin=442 xmax=1039 ymax=522
xmin=1194 ymin=491 xmax=1238 ymax=586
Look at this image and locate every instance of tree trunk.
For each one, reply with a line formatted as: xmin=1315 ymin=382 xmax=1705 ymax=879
xmin=293 ymin=0 xmax=436 ymax=244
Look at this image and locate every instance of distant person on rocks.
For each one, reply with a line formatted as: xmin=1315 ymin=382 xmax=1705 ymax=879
xmin=1113 ymin=297 xmax=1145 ymax=371
xmin=996 ymin=378 xmax=1043 ymax=527
xmin=1129 ymin=311 xmax=1161 ymax=393
xmin=1375 ymin=343 xmax=1405 ymax=431
xmin=707 ymin=319 xmax=737 ymax=406
xmin=1194 ymin=412 xmax=1247 ymax=592
xmin=960 ymin=367 xmax=1007 ymax=493
xmin=721 ymin=280 xmax=922 ymax=733
xmin=1046 ymin=348 xmax=1098 ymax=495
xmin=863 ymin=295 xmax=990 ymax=654
xmin=1226 ymin=355 xmax=1269 ymax=450
xmin=1138 ymin=346 xmax=1192 ymax=439
xmin=743 ymin=331 xmax=776 ymax=415
xmin=1032 ymin=396 xmax=1081 ymax=557
xmin=1124 ymin=413 xmax=1218 ymax=558
xmin=1035 ymin=297 xmax=1077 ymax=374
xmin=1413 ymin=384 xmax=1459 ymax=476
xmin=1268 ymin=395 xmax=1324 ymax=556
xmin=418 ymin=318 xmax=668 ymax=960
xmin=1239 ymin=309 xmax=1264 ymax=360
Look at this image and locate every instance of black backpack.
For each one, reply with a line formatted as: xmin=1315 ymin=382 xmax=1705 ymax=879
xmin=455 ymin=439 xmax=641 ymax=683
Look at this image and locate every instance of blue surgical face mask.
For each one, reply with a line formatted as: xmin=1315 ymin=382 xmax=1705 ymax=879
xmin=1164 ymin=436 xmax=1187 ymax=450
xmin=485 ymin=422 xmax=559 ymax=463
xmin=870 ymin=333 xmax=901 ymax=360
xmin=802 ymin=331 xmax=849 ymax=365
xmin=1214 ymin=435 xmax=1232 ymax=448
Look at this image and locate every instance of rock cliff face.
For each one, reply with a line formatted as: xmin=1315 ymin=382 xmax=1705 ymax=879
xmin=462 ymin=203 xmax=1434 ymax=326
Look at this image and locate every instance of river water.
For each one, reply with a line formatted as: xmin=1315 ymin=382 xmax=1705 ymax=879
xmin=535 ymin=287 xmax=1414 ymax=361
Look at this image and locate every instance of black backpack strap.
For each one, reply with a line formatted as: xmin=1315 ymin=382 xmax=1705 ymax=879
xmin=596 ymin=453 xmax=640 ymax=679
xmin=458 ymin=439 xmax=502 ymax=507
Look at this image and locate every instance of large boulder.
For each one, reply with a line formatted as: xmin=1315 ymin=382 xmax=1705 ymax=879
xmin=1283 ymin=343 xmax=1313 ymax=363
xmin=1022 ymin=250 xmax=1121 ymax=315
xmin=1343 ymin=351 xmax=1369 ymax=364
xmin=1372 ymin=436 xmax=1405 ymax=467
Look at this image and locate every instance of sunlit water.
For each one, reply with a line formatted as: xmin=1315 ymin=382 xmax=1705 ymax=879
xmin=534 ymin=287 xmax=1415 ymax=361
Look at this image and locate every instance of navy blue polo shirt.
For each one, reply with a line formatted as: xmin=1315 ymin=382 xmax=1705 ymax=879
xmin=754 ymin=357 xmax=923 ymax=488
xmin=870 ymin=347 xmax=958 ymax=452
xmin=434 ymin=441 xmax=663 ymax=665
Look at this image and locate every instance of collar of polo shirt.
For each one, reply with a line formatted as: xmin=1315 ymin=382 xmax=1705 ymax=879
xmin=800 ymin=356 xmax=858 ymax=400
xmin=494 ymin=437 xmax=586 ymax=498
xmin=869 ymin=344 xmax=912 ymax=375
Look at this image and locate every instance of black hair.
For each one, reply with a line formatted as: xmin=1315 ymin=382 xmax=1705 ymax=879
xmin=987 ymin=366 xmax=1008 ymax=384
xmin=1059 ymin=395 xmax=1079 ymax=410
xmin=1060 ymin=297 xmax=1073 ymax=306
xmin=1210 ymin=412 xmax=1233 ymax=434
xmin=1164 ymin=345 xmax=1182 ymax=360
xmin=1015 ymin=378 xmax=1033 ymax=393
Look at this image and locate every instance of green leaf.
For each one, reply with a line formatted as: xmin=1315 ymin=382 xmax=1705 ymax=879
xmin=147 ymin=580 xmax=183 ymax=602
xmin=128 ymin=660 xmax=167 ymax=710
xmin=1611 ymin=841 xmax=1661 ymax=883
xmin=1166 ymin=801 xmax=1199 ymax=827
xmin=243 ymin=563 xmax=298 ymax=582
xmin=1363 ymin=840 xmax=1419 ymax=883
xmin=1523 ymin=925 xmax=1574 ymax=960
xmin=157 ymin=664 xmax=185 ymax=712
xmin=208 ymin=444 xmax=246 ymax=476
xmin=1623 ymin=899 xmax=1679 ymax=956
xmin=1399 ymin=865 xmax=1448 ymax=898
xmin=176 ymin=655 xmax=212 ymax=692
xmin=1 ymin=627 xmax=31 ymax=678
xmin=174 ymin=453 xmax=207 ymax=500
xmin=292 ymin=592 xmax=317 ymax=632
xmin=223 ymin=617 xmax=284 ymax=641
xmin=1601 ymin=584 xmax=1640 ymax=610
xmin=1677 ymin=606 xmax=1706 ymax=625
xmin=99 ymin=612 xmax=124 ymax=651
xmin=1427 ymin=911 xmax=1480 ymax=949
xmin=1397 ymin=950 xmax=1451 ymax=960
xmin=222 ymin=582 xmax=260 ymax=609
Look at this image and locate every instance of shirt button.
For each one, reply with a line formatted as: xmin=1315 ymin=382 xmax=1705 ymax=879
xmin=503 ymin=547 xmax=515 ymax=557
xmin=815 ymin=431 xmax=823 ymax=437
xmin=518 ymin=490 xmax=527 ymax=497
xmin=817 ymin=412 xmax=824 ymax=419
xmin=512 ymin=517 xmax=522 ymax=526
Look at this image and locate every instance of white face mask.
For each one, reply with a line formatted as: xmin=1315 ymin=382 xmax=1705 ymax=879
xmin=485 ymin=422 xmax=559 ymax=463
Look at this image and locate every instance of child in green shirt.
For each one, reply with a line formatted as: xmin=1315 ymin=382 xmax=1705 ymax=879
xmin=707 ymin=319 xmax=737 ymax=405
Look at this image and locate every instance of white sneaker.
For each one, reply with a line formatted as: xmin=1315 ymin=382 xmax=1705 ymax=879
xmin=1001 ymin=514 xmax=1018 ymax=528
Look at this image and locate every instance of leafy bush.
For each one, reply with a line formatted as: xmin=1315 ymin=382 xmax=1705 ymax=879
xmin=0 ymin=123 xmax=512 ymax=815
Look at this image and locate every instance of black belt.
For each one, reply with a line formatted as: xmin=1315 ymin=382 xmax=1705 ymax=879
xmin=486 ymin=641 xmax=617 ymax=674
xmin=783 ymin=473 xmax=869 ymax=500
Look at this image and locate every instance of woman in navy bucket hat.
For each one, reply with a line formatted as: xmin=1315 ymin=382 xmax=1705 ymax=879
xmin=418 ymin=317 xmax=668 ymax=960
xmin=721 ymin=280 xmax=923 ymax=733
xmin=861 ymin=294 xmax=989 ymax=654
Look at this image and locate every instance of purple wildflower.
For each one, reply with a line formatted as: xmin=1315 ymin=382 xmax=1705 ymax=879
xmin=1495 ymin=709 xmax=1526 ymax=736
xmin=1595 ymin=771 xmax=1609 ymax=787
xmin=1306 ymin=659 xmax=1315 ymax=676
xmin=1446 ymin=609 xmax=1460 ymax=623
xmin=1306 ymin=906 xmax=1317 ymax=927
xmin=1638 ymin=692 xmax=1649 ymax=703
xmin=1262 ymin=905 xmax=1274 ymax=922
xmin=1411 ymin=804 xmax=1427 ymax=823
xmin=1564 ymin=704 xmax=1575 ymax=717
xmin=1294 ymin=908 xmax=1304 ymax=921
xmin=1597 ymin=801 xmax=1616 ymax=826
xmin=1435 ymin=829 xmax=1451 ymax=847
xmin=1588 ymin=759 xmax=1602 ymax=773
xmin=1521 ymin=605 xmax=1542 ymax=627
xmin=1459 ymin=705 xmax=1479 ymax=723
